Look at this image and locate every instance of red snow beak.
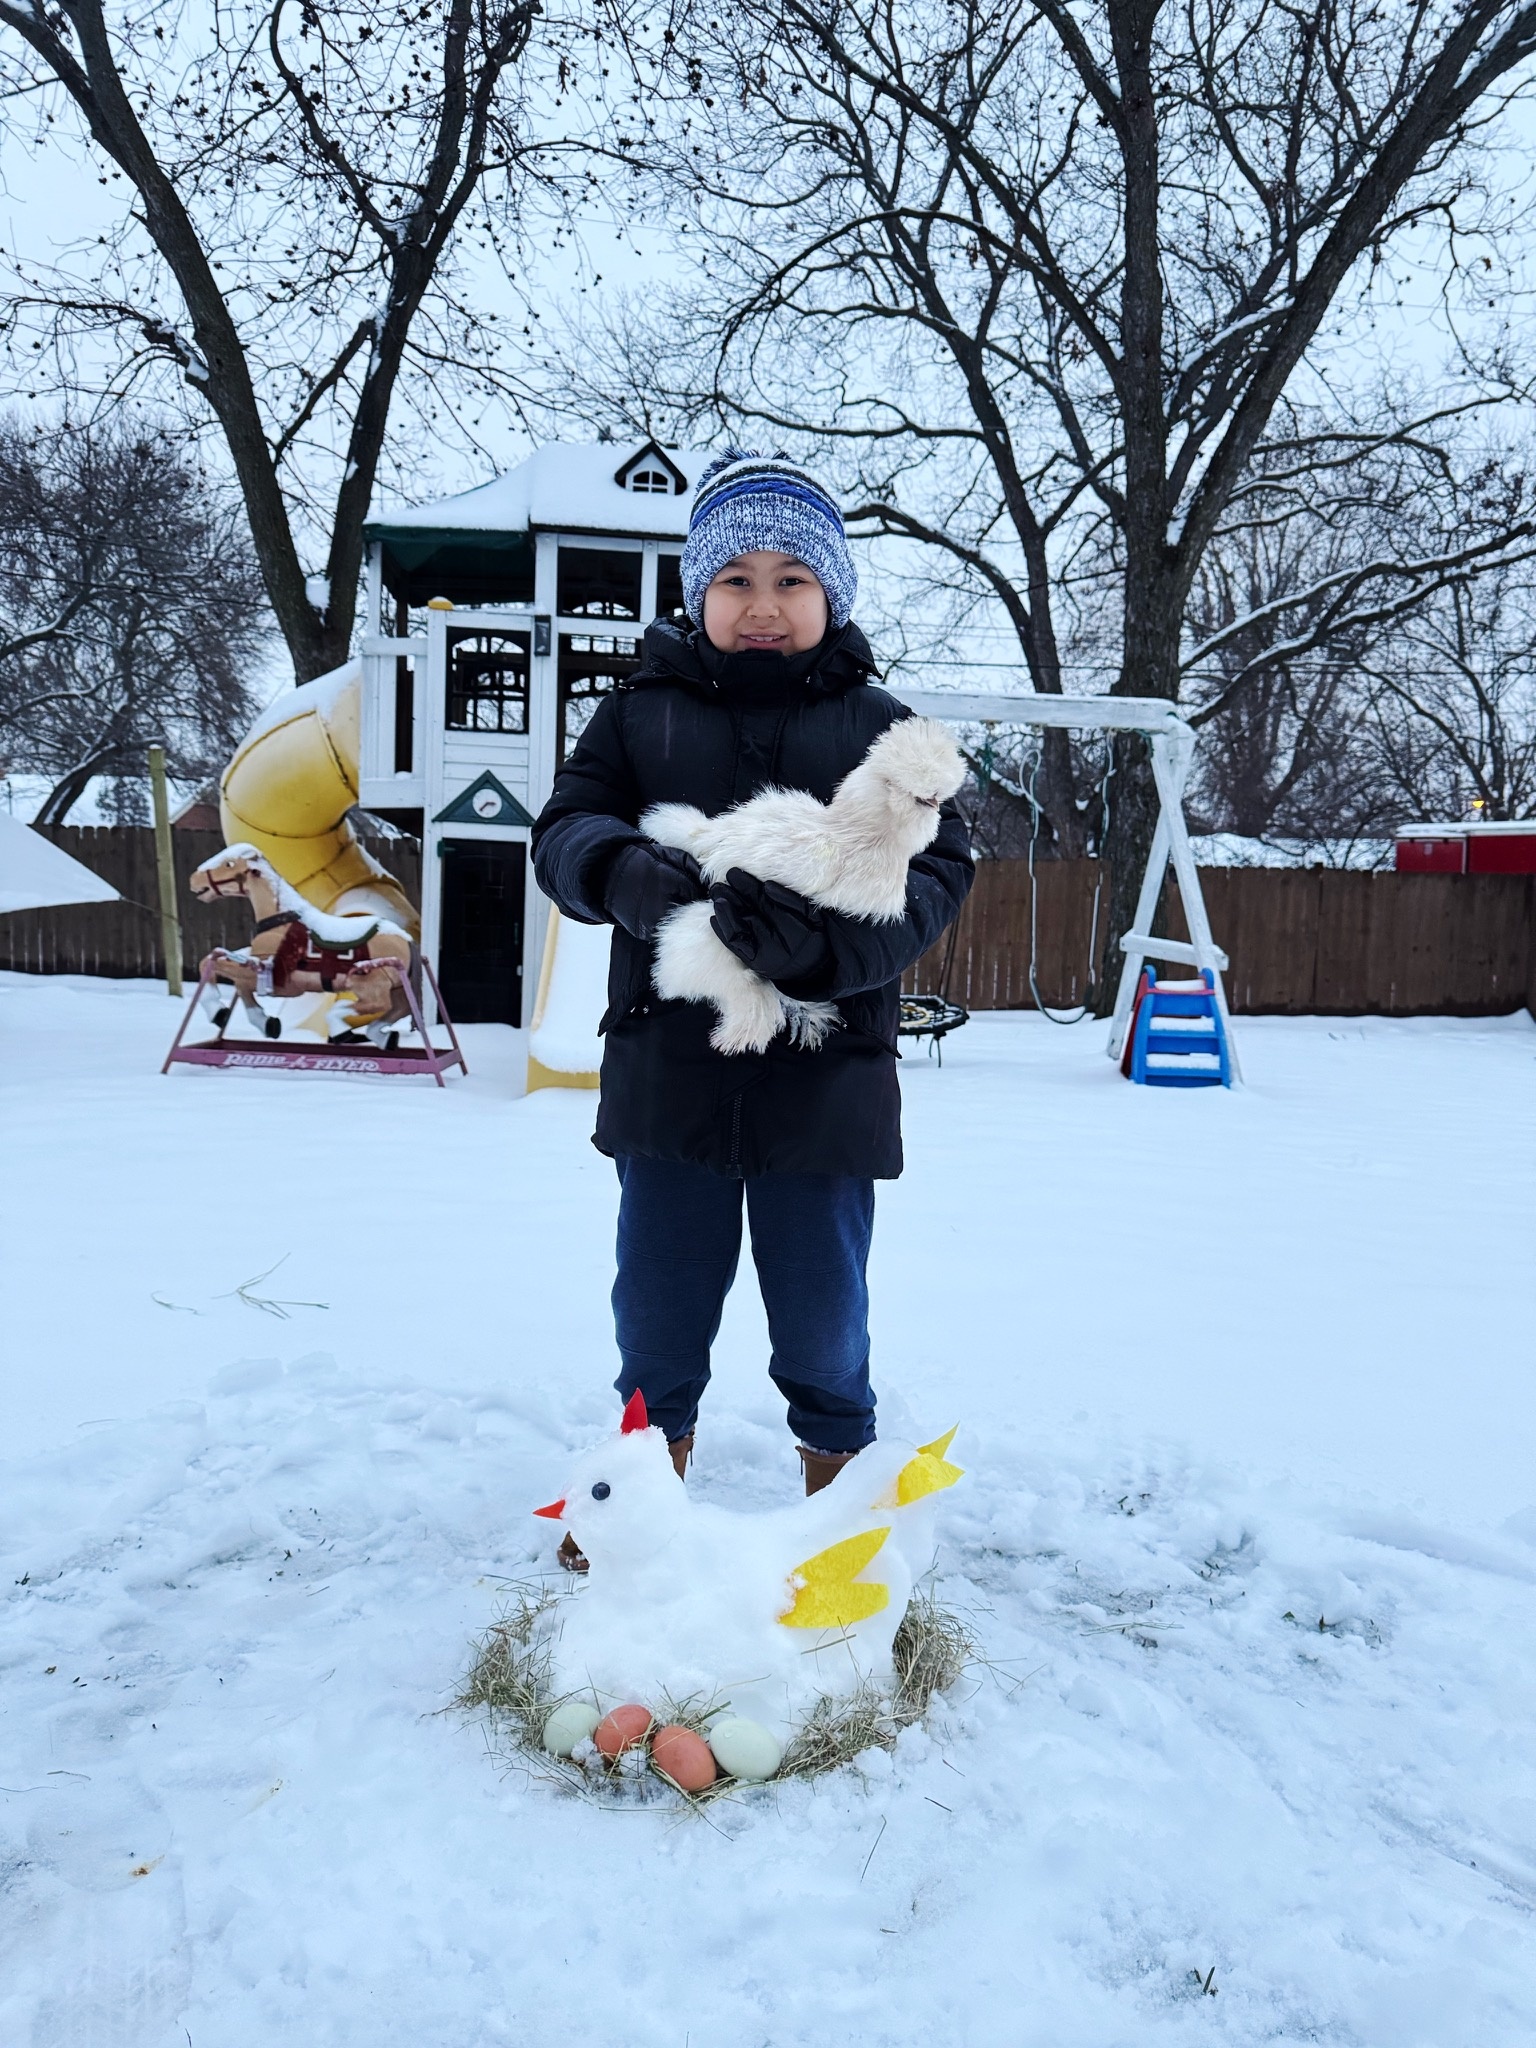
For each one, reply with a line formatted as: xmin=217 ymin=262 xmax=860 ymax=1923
xmin=532 ymin=1498 xmax=567 ymax=1520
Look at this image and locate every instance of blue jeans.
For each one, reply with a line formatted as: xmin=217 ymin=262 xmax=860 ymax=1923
xmin=612 ymin=1156 xmax=877 ymax=1454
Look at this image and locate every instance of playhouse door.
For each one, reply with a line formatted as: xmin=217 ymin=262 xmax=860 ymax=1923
xmin=437 ymin=838 xmax=525 ymax=1026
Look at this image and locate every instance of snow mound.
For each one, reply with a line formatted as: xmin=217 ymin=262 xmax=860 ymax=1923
xmin=5 ymin=1352 xmax=1536 ymax=2045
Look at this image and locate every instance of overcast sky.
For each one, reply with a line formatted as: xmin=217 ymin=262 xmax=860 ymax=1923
xmin=3 ymin=22 xmax=1533 ymax=699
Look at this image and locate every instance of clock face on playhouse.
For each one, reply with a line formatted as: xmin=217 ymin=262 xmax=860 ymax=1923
xmin=432 ymin=772 xmax=535 ymax=831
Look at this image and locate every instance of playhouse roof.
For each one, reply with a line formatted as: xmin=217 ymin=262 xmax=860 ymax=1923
xmin=364 ymin=441 xmax=713 ymax=547
xmin=363 ymin=441 xmax=717 ymax=605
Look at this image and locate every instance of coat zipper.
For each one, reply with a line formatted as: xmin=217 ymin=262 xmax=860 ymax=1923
xmin=767 ymin=706 xmax=791 ymax=784
xmin=727 ymin=1088 xmax=744 ymax=1176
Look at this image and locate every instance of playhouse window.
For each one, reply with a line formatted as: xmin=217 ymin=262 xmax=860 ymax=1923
xmin=557 ymin=546 xmax=642 ymax=620
xmin=446 ymin=629 xmax=529 ymax=733
xmin=656 ymin=552 xmax=686 ymax=621
xmin=628 ymin=466 xmax=673 ymax=493
xmin=557 ymin=632 xmax=642 ymax=762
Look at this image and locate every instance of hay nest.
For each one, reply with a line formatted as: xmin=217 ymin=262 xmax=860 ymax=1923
xmin=456 ymin=1578 xmax=974 ymax=1804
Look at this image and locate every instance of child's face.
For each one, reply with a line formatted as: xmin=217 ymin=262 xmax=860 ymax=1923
xmin=701 ymin=551 xmax=829 ymax=654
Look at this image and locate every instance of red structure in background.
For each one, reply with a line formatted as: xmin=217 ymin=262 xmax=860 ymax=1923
xmin=1395 ymin=822 xmax=1536 ymax=875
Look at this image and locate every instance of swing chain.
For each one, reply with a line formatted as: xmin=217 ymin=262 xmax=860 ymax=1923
xmin=1022 ymin=730 xmax=1116 ymax=1025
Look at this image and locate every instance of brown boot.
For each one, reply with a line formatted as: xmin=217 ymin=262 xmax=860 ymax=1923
xmin=799 ymin=1445 xmax=862 ymax=1496
xmin=559 ymin=1434 xmax=693 ymax=1573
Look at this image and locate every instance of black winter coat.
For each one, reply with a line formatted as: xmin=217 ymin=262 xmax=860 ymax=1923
xmin=530 ymin=620 xmax=974 ymax=1178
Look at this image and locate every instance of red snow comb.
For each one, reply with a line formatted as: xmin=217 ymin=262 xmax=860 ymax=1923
xmin=532 ymin=1497 xmax=566 ymax=1520
xmin=620 ymin=1390 xmax=649 ymax=1434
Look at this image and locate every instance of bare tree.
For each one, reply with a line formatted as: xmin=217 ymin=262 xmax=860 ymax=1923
xmin=0 ymin=0 xmax=550 ymax=683
xmin=0 ymin=415 xmax=267 ymax=821
xmin=1180 ymin=415 xmax=1536 ymax=840
xmin=570 ymin=0 xmax=1536 ymax=997
xmin=1358 ymin=569 xmax=1536 ymax=823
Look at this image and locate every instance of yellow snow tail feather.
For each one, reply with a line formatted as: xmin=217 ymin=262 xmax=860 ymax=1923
xmin=778 ymin=1526 xmax=892 ymax=1629
xmin=873 ymin=1427 xmax=964 ymax=1509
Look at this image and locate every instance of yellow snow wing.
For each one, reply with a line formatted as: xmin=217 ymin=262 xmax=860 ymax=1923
xmin=778 ymin=1526 xmax=892 ymax=1629
xmin=873 ymin=1426 xmax=964 ymax=1509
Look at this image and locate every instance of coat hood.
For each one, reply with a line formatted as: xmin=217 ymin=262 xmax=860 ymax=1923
xmin=625 ymin=619 xmax=881 ymax=705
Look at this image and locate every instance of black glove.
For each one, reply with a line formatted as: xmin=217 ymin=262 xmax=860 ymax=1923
xmin=709 ymin=869 xmax=833 ymax=991
xmin=602 ymin=841 xmax=707 ymax=942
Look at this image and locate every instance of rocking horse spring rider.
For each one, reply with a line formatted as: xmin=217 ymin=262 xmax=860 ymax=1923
xmin=163 ymin=844 xmax=466 ymax=1084
xmin=188 ymin=843 xmax=418 ymax=1048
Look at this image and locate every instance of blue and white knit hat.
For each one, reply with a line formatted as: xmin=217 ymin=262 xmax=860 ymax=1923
xmin=681 ymin=449 xmax=858 ymax=629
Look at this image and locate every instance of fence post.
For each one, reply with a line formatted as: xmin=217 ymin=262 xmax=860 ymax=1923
xmin=148 ymin=747 xmax=183 ymax=996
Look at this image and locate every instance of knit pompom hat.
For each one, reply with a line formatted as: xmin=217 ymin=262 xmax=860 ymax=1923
xmin=681 ymin=448 xmax=858 ymax=629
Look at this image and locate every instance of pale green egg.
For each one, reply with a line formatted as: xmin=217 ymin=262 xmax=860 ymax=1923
xmin=542 ymin=1700 xmax=603 ymax=1758
xmin=707 ymin=1716 xmax=783 ymax=1781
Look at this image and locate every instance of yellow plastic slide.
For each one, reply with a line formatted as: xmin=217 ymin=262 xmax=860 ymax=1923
xmin=526 ymin=906 xmax=606 ymax=1091
xmin=219 ymin=660 xmax=418 ymax=935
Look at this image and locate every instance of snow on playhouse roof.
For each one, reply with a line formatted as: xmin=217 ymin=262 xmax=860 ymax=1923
xmin=363 ymin=441 xmax=715 ymax=546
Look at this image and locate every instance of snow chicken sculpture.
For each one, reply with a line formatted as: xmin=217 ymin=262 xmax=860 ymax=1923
xmin=534 ymin=1392 xmax=963 ymax=1739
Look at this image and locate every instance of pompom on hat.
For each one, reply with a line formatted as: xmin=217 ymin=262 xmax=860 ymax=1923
xmin=681 ymin=448 xmax=858 ymax=629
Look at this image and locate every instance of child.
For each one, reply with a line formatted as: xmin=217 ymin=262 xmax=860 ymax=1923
xmin=531 ymin=450 xmax=973 ymax=1563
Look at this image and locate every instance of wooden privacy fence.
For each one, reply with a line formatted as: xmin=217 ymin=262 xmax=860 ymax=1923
xmin=0 ymin=826 xmax=422 ymax=981
xmin=904 ymin=857 xmax=1536 ymax=1017
xmin=3 ymin=829 xmax=1533 ymax=1015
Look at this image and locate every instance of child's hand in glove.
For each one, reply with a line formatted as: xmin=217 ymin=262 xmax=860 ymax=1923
xmin=709 ymin=869 xmax=833 ymax=993
xmin=603 ymin=842 xmax=707 ymax=942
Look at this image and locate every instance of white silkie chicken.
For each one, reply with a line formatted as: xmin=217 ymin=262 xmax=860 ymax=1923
xmin=533 ymin=1392 xmax=963 ymax=1740
xmin=641 ymin=714 xmax=966 ymax=1055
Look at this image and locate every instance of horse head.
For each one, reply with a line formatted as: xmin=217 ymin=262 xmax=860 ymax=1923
xmin=189 ymin=843 xmax=271 ymax=906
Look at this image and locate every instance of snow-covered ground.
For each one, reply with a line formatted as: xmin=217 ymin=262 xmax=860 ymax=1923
xmin=2 ymin=971 xmax=1534 ymax=2047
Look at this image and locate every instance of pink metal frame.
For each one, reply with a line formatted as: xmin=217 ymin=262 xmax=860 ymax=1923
xmin=162 ymin=953 xmax=469 ymax=1087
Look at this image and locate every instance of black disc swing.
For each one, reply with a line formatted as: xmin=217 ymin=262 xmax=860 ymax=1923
xmin=897 ymin=908 xmax=970 ymax=1062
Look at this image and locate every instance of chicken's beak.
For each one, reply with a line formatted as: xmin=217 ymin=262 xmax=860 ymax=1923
xmin=532 ymin=1498 xmax=567 ymax=1520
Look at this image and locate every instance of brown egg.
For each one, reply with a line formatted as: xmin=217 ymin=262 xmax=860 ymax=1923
xmin=651 ymin=1723 xmax=719 ymax=1793
xmin=593 ymin=1704 xmax=653 ymax=1758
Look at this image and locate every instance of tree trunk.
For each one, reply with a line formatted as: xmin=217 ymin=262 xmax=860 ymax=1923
xmin=1094 ymin=0 xmax=1175 ymax=1012
xmin=1095 ymin=735 xmax=1154 ymax=1014
xmin=1097 ymin=583 xmax=1183 ymax=1015
xmin=33 ymin=745 xmax=120 ymax=826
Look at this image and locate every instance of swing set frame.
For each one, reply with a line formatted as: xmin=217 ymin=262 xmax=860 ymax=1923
xmin=891 ymin=689 xmax=1241 ymax=1083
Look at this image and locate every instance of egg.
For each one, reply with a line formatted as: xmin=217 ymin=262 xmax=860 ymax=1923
xmin=593 ymin=1703 xmax=653 ymax=1758
xmin=651 ymin=1723 xmax=718 ymax=1793
xmin=541 ymin=1700 xmax=602 ymax=1758
xmin=707 ymin=1716 xmax=783 ymax=1782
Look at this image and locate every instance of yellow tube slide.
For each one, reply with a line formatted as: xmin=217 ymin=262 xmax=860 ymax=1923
xmin=219 ymin=659 xmax=419 ymax=936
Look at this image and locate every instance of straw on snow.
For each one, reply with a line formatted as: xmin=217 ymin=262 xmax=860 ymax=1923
xmin=456 ymin=1576 xmax=976 ymax=1799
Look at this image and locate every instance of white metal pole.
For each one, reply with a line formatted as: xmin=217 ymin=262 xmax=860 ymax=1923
xmin=639 ymin=542 xmax=659 ymax=626
xmin=363 ymin=540 xmax=383 ymax=640
xmin=1149 ymin=732 xmax=1243 ymax=1081
xmin=419 ymin=603 xmax=451 ymax=1012
xmin=1106 ymin=806 xmax=1172 ymax=1062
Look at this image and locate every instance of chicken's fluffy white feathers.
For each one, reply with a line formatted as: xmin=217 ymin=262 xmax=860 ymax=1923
xmin=641 ymin=716 xmax=964 ymax=1055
